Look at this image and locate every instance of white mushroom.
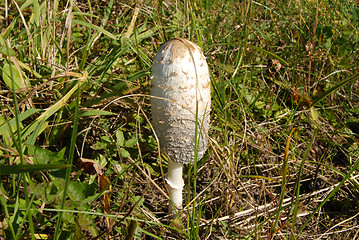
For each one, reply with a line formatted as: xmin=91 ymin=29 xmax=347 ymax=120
xmin=151 ymin=38 xmax=211 ymax=214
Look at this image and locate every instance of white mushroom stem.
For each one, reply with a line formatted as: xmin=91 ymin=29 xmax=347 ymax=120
xmin=166 ymin=159 xmax=184 ymax=213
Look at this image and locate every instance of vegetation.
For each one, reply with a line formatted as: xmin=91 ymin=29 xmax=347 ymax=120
xmin=0 ymin=0 xmax=358 ymax=239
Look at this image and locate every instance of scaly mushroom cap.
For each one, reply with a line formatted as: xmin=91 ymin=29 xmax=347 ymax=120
xmin=151 ymin=38 xmax=211 ymax=164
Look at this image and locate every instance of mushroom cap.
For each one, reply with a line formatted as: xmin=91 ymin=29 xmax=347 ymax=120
xmin=151 ymin=38 xmax=211 ymax=164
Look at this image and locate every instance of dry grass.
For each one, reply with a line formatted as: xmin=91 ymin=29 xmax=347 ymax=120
xmin=0 ymin=0 xmax=358 ymax=239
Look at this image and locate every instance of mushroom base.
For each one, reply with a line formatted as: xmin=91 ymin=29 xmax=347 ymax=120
xmin=166 ymin=159 xmax=184 ymax=214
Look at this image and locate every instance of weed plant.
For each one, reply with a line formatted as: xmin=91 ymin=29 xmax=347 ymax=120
xmin=0 ymin=0 xmax=359 ymax=239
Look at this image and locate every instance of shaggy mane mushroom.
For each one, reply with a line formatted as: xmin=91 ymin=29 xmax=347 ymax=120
xmin=151 ymin=37 xmax=211 ymax=215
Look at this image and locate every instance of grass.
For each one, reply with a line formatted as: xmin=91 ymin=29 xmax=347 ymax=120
xmin=1 ymin=0 xmax=359 ymax=239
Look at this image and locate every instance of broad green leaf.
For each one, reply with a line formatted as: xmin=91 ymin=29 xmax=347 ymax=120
xmin=57 ymin=147 xmax=67 ymax=160
xmin=91 ymin=142 xmax=107 ymax=150
xmin=254 ymin=101 xmax=266 ymax=109
xmin=0 ymin=108 xmax=41 ymax=136
xmin=26 ymin=144 xmax=64 ymax=164
xmin=310 ymin=107 xmax=319 ymax=122
xmin=1 ymin=62 xmax=29 ymax=90
xmin=68 ymin=181 xmax=88 ymax=201
xmin=0 ymin=46 xmax=16 ymax=56
xmin=116 ymin=130 xmax=125 ymax=147
xmin=28 ymin=182 xmax=58 ymax=204
xmin=97 ymin=154 xmax=108 ymax=169
xmin=0 ymin=33 xmax=5 ymax=46
xmin=120 ymin=148 xmax=130 ymax=158
xmin=125 ymin=138 xmax=137 ymax=148
xmin=131 ymin=195 xmax=144 ymax=206
xmin=101 ymin=135 xmax=111 ymax=143
xmin=77 ymin=213 xmax=98 ymax=237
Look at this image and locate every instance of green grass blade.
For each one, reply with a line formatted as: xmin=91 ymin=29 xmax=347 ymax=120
xmin=21 ymin=73 xmax=87 ymax=142
xmin=249 ymin=45 xmax=289 ymax=66
xmin=53 ymin=75 xmax=81 ymax=239
xmin=291 ymin=129 xmax=318 ymax=239
xmin=272 ymin=128 xmax=296 ymax=236
xmin=297 ymin=158 xmax=359 ymax=237
xmin=14 ymin=194 xmax=36 ymax=240
xmin=0 ymin=184 xmax=16 ymax=238
xmin=311 ymin=73 xmax=358 ymax=106
xmin=0 ymin=164 xmax=70 ymax=175
xmin=4 ymin=47 xmax=36 ymax=239
xmin=72 ymin=19 xmax=117 ymax=40
xmin=0 ymin=108 xmax=40 ymax=136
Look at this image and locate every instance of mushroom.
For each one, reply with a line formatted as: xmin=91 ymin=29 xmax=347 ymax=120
xmin=151 ymin=38 xmax=211 ymax=214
